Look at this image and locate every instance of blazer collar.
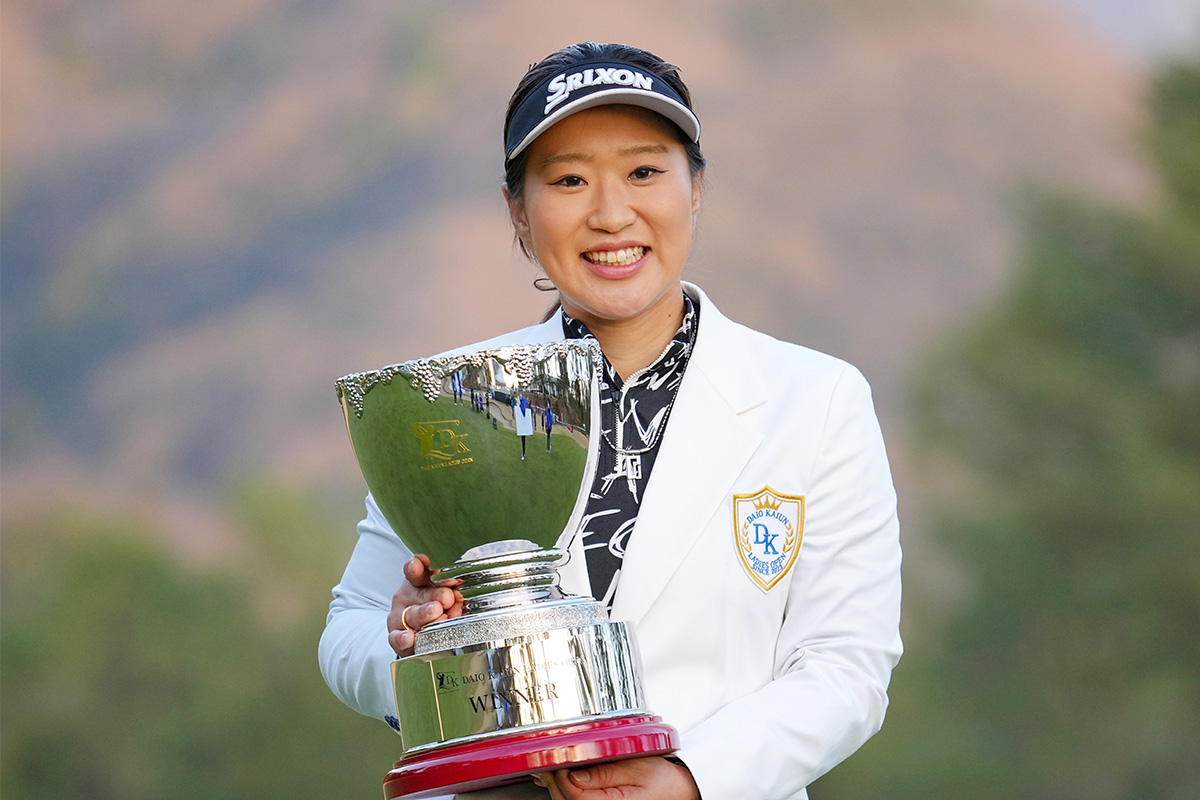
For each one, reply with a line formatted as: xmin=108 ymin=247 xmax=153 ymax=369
xmin=680 ymin=283 xmax=769 ymax=415
xmin=494 ymin=285 xmax=771 ymax=623
xmin=530 ymin=284 xmax=769 ymax=409
xmin=609 ymin=283 xmax=769 ymax=623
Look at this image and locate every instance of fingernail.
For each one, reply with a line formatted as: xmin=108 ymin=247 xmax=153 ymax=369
xmin=571 ymin=768 xmax=591 ymax=784
xmin=532 ymin=775 xmax=546 ymax=787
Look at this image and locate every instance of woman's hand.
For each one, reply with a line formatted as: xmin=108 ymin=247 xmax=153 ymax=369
xmin=386 ymin=554 xmax=464 ymax=657
xmin=534 ymin=757 xmax=699 ymax=800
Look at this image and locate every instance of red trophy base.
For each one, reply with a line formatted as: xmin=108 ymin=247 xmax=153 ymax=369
xmin=383 ymin=714 xmax=679 ymax=799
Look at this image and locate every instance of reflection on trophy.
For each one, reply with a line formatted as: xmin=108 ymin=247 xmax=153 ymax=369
xmin=335 ymin=340 xmax=678 ymax=799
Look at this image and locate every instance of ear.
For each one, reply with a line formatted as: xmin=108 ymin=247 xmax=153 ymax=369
xmin=503 ymin=184 xmax=533 ymax=250
xmin=691 ymin=170 xmax=704 ymax=214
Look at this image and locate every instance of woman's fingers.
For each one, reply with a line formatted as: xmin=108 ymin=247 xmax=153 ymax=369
xmin=406 ymin=554 xmax=463 ymax=590
xmin=387 ymin=554 xmax=466 ymax=656
xmin=388 ymin=627 xmax=416 ymax=656
xmin=388 ymin=594 xmax=451 ymax=633
xmin=409 ymin=600 xmax=451 ymax=628
xmin=403 ymin=554 xmax=435 ymax=586
xmin=533 ymin=771 xmax=568 ymax=800
xmin=387 ymin=601 xmax=448 ymax=656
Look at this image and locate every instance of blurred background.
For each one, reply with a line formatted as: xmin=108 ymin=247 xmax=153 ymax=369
xmin=2 ymin=0 xmax=1198 ymax=797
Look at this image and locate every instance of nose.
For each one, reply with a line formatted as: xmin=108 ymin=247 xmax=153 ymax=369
xmin=587 ymin=178 xmax=636 ymax=233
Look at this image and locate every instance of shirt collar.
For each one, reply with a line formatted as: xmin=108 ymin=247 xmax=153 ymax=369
xmin=561 ymin=293 xmax=698 ymax=358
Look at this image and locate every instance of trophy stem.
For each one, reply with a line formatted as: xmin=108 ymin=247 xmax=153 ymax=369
xmin=437 ymin=544 xmax=568 ymax=615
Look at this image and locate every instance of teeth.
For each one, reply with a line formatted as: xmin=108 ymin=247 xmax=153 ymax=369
xmin=585 ymin=246 xmax=645 ymax=266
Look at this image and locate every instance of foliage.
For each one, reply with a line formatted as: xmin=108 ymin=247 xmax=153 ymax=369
xmin=0 ymin=486 xmax=399 ymax=799
xmin=1150 ymin=61 xmax=1200 ymax=225
xmin=814 ymin=58 xmax=1200 ymax=799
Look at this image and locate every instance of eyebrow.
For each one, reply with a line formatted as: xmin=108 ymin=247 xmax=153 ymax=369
xmin=618 ymin=144 xmax=669 ymax=157
xmin=539 ymin=143 xmax=670 ymax=168
xmin=541 ymin=152 xmax=591 ymax=167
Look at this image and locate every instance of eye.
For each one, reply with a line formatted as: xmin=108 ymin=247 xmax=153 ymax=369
xmin=630 ymin=166 xmax=664 ymax=181
xmin=550 ymin=174 xmax=586 ymax=188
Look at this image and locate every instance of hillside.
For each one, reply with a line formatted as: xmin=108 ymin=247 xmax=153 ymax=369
xmin=1 ymin=0 xmax=1152 ymax=552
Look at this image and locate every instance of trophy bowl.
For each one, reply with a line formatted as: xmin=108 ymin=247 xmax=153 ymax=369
xmin=335 ymin=340 xmax=678 ymax=799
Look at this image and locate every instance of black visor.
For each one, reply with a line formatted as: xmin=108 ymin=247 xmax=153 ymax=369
xmin=505 ymin=61 xmax=701 ymax=162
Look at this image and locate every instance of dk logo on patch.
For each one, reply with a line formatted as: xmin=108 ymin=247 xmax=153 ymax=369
xmin=733 ymin=487 xmax=804 ymax=592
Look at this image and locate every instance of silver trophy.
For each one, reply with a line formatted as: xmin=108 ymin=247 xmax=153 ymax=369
xmin=335 ymin=340 xmax=677 ymax=799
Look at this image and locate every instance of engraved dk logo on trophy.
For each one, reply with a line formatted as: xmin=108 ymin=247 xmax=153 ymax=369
xmin=336 ymin=341 xmax=678 ymax=799
xmin=413 ymin=420 xmax=473 ymax=470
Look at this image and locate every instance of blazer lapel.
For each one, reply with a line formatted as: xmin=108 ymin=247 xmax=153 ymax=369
xmin=610 ymin=288 xmax=768 ymax=623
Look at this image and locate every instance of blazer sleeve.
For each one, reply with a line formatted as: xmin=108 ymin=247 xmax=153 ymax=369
xmin=318 ymin=493 xmax=410 ymax=726
xmin=679 ymin=364 xmax=903 ymax=799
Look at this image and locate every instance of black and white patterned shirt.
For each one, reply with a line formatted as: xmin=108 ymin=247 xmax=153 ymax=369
xmin=562 ymin=295 xmax=699 ymax=611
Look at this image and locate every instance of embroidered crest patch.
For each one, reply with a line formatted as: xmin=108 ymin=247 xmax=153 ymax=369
xmin=733 ymin=487 xmax=805 ymax=592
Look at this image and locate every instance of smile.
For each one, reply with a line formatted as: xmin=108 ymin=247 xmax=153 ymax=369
xmin=583 ymin=246 xmax=646 ymax=267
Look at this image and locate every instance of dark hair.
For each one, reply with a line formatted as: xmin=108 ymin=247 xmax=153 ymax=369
xmin=503 ymin=42 xmax=707 ymax=205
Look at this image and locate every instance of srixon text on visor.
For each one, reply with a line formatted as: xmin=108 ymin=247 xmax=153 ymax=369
xmin=544 ymin=68 xmax=654 ymax=113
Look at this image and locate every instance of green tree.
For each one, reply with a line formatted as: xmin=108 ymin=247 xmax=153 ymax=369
xmin=815 ymin=59 xmax=1200 ymax=799
xmin=0 ymin=484 xmax=400 ymax=799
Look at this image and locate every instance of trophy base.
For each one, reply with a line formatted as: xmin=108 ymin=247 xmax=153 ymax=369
xmin=382 ymin=713 xmax=679 ymax=799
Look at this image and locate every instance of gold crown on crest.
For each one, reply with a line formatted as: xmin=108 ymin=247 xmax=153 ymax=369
xmin=753 ymin=495 xmax=783 ymax=511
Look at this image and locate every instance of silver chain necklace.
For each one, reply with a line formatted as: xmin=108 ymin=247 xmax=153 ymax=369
xmin=567 ymin=296 xmax=696 ymax=485
xmin=601 ymin=336 xmax=685 ymax=483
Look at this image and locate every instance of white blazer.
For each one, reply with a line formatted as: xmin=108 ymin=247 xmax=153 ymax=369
xmin=319 ymin=284 xmax=903 ymax=800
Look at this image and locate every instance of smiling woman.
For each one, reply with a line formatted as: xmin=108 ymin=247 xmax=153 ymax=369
xmin=506 ymin=105 xmax=701 ymax=378
xmin=320 ymin=41 xmax=903 ymax=800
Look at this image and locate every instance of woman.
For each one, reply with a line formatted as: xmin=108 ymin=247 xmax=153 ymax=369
xmin=320 ymin=42 xmax=902 ymax=800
